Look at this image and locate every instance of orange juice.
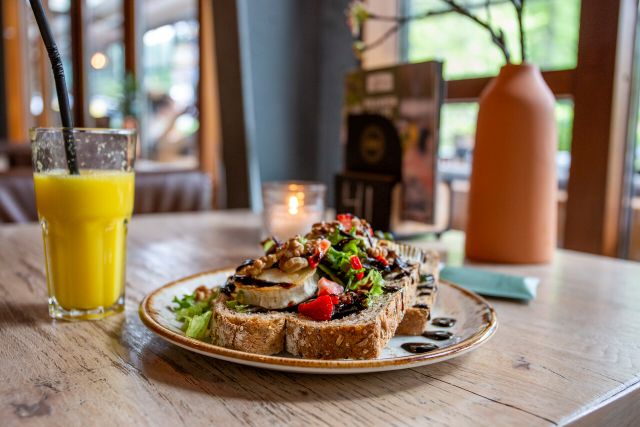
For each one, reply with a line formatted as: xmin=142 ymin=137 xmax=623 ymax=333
xmin=34 ymin=170 xmax=134 ymax=318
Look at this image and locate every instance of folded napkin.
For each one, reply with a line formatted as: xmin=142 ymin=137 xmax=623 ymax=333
xmin=440 ymin=265 xmax=539 ymax=301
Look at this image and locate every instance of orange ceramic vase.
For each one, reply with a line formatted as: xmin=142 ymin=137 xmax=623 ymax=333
xmin=465 ymin=63 xmax=557 ymax=263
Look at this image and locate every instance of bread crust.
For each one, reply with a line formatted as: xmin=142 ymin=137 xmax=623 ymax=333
xmin=210 ymin=299 xmax=289 ymax=355
xmin=285 ymin=269 xmax=417 ymax=359
xmin=396 ymin=249 xmax=440 ymax=336
xmin=210 ymin=265 xmax=419 ymax=359
xmin=395 ymin=289 xmax=436 ymax=335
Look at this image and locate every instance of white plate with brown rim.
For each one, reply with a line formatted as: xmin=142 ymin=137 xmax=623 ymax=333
xmin=139 ymin=268 xmax=498 ymax=374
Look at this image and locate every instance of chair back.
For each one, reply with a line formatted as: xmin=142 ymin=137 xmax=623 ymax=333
xmin=0 ymin=170 xmax=213 ymax=223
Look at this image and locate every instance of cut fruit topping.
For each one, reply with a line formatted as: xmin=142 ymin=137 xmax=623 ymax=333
xmin=297 ymin=295 xmax=334 ymax=321
xmin=317 ymin=277 xmax=343 ymax=296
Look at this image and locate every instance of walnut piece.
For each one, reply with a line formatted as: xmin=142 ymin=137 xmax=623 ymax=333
xmin=367 ymin=246 xmax=388 ymax=259
xmin=194 ymin=285 xmax=213 ymax=301
xmin=279 ymin=256 xmax=309 ymax=273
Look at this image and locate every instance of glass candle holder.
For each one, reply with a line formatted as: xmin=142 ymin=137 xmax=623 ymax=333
xmin=31 ymin=128 xmax=136 ymax=321
xmin=262 ymin=181 xmax=326 ymax=239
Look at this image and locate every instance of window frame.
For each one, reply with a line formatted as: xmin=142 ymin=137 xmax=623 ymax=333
xmin=365 ymin=0 xmax=637 ymax=257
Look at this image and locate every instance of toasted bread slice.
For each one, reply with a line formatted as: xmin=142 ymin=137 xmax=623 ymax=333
xmin=209 ymin=264 xmax=419 ymax=359
xmin=396 ymin=249 xmax=440 ymax=336
xmin=286 ymin=267 xmax=418 ymax=359
xmin=395 ymin=283 xmax=438 ymax=335
xmin=210 ymin=302 xmax=289 ymax=355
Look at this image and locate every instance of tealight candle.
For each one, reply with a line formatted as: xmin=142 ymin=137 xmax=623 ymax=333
xmin=262 ymin=182 xmax=326 ymax=239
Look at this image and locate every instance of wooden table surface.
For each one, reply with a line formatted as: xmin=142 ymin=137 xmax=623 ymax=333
xmin=1 ymin=211 xmax=639 ymax=426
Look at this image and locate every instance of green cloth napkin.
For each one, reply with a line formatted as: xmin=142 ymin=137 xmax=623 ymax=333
xmin=440 ymin=265 xmax=539 ymax=301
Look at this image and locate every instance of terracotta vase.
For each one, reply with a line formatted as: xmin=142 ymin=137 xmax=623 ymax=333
xmin=465 ymin=63 xmax=557 ymax=263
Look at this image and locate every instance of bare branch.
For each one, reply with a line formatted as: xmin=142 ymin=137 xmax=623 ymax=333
xmin=353 ymin=0 xmax=517 ymax=63
xmin=518 ymin=0 xmax=526 ymax=62
xmin=439 ymin=0 xmax=511 ymax=63
xmin=359 ymin=8 xmax=453 ymax=54
xmin=367 ymin=0 xmax=511 ymax=22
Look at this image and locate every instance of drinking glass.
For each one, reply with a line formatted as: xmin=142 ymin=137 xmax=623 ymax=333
xmin=31 ymin=128 xmax=136 ymax=320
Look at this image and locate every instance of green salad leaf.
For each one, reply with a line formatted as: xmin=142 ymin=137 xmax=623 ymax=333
xmin=349 ymin=269 xmax=384 ymax=305
xmin=226 ymin=300 xmax=250 ymax=312
xmin=171 ymin=290 xmax=217 ymax=340
xmin=327 ymin=228 xmax=346 ymax=246
xmin=184 ymin=310 xmax=212 ymax=339
xmin=172 ymin=298 xmax=210 ymax=322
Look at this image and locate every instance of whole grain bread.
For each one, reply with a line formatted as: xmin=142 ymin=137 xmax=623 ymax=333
xmin=209 ymin=264 xmax=419 ymax=359
xmin=210 ymin=302 xmax=288 ymax=355
xmin=286 ymin=267 xmax=418 ymax=359
xmin=395 ymin=284 xmax=438 ymax=335
xmin=396 ymin=249 xmax=440 ymax=336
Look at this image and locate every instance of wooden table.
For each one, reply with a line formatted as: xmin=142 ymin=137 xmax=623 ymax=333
xmin=1 ymin=211 xmax=639 ymax=426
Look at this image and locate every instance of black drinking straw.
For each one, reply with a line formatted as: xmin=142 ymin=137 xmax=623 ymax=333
xmin=29 ymin=0 xmax=79 ymax=174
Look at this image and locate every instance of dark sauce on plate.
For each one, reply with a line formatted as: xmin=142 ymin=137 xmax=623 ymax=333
xmin=431 ymin=317 xmax=456 ymax=328
xmin=401 ymin=342 xmax=439 ymax=354
xmin=422 ymin=330 xmax=453 ymax=340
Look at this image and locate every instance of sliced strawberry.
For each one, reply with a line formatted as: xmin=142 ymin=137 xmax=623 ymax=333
xmin=349 ymin=255 xmax=363 ymax=270
xmin=298 ymin=295 xmax=334 ymax=321
xmin=356 ymin=271 xmax=364 ymax=280
xmin=308 ymin=255 xmax=320 ymax=269
xmin=318 ymin=238 xmax=331 ymax=253
xmin=318 ymin=277 xmax=343 ymax=297
xmin=307 ymin=238 xmax=332 ymax=269
xmin=375 ymin=255 xmax=389 ymax=266
xmin=337 ymin=213 xmax=353 ymax=230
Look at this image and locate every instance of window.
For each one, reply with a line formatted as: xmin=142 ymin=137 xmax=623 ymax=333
xmin=401 ymin=0 xmax=582 ymax=235
xmin=26 ymin=0 xmax=73 ymax=127
xmin=405 ymin=0 xmax=581 ymax=79
xmin=439 ymin=100 xmax=574 ymax=188
xmin=22 ymin=0 xmax=201 ymax=169
xmin=139 ymin=0 xmax=199 ymax=167
xmin=403 ymin=0 xmax=581 ymax=175
xmin=86 ymin=0 xmax=125 ymax=128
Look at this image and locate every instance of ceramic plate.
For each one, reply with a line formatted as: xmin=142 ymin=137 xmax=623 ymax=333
xmin=139 ymin=268 xmax=497 ymax=374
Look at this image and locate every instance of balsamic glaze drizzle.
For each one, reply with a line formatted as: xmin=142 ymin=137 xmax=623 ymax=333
xmin=431 ymin=317 xmax=456 ymax=328
xmin=401 ymin=342 xmax=439 ymax=354
xmin=422 ymin=330 xmax=453 ymax=341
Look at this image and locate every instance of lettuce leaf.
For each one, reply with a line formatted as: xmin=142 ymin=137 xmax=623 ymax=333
xmin=184 ymin=310 xmax=212 ymax=339
xmin=327 ymin=228 xmax=346 ymax=246
xmin=173 ymin=299 xmax=210 ymax=322
xmin=225 ymin=300 xmax=250 ymax=312
xmin=171 ymin=290 xmax=217 ymax=341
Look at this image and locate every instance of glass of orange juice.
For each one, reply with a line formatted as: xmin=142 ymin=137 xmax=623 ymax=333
xmin=31 ymin=128 xmax=136 ymax=320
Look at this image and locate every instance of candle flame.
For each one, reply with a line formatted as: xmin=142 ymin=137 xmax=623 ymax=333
xmin=288 ymin=195 xmax=299 ymax=215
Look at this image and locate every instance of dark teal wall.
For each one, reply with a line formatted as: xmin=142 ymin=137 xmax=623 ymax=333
xmin=237 ymin=0 xmax=355 ymax=204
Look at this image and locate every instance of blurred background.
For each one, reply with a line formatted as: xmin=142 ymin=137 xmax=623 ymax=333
xmin=0 ymin=0 xmax=638 ymax=261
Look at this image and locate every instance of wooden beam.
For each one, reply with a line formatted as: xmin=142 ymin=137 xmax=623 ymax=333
xmin=2 ymin=0 xmax=29 ymax=141
xmin=564 ymin=0 xmax=637 ymax=256
xmin=445 ymin=69 xmax=576 ymax=102
xmin=210 ymin=0 xmax=252 ymax=208
xmin=70 ymin=0 xmax=87 ymax=127
xmin=37 ymin=38 xmax=52 ymax=127
xmin=0 ymin=2 xmax=6 ymax=139
xmin=197 ymin=0 xmax=222 ymax=208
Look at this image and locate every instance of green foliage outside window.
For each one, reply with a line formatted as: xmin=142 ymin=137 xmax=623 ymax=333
xmin=404 ymin=0 xmax=581 ymax=155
